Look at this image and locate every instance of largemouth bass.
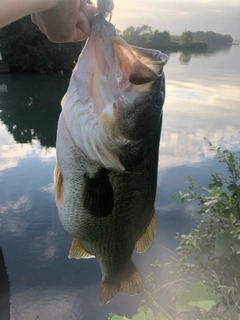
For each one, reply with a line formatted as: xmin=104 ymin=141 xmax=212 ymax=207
xmin=54 ymin=13 xmax=168 ymax=304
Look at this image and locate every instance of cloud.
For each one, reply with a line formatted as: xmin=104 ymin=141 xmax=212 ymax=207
xmin=166 ymin=80 xmax=240 ymax=108
xmin=0 ymin=123 xmax=56 ymax=172
xmin=0 ymin=195 xmax=32 ymax=236
xmin=158 ymin=125 xmax=240 ymax=170
xmin=0 ymin=195 xmax=31 ymax=215
xmin=113 ymin=0 xmax=240 ymax=38
xmin=40 ymin=183 xmax=54 ymax=194
xmin=31 ymin=230 xmax=58 ymax=262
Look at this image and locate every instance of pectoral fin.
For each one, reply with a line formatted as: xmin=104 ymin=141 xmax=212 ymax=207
xmin=68 ymin=239 xmax=94 ymax=259
xmin=129 ymin=60 xmax=158 ymax=85
xmin=135 ymin=212 xmax=157 ymax=253
xmin=99 ymin=265 xmax=144 ymax=304
xmin=54 ymin=163 xmax=63 ymax=208
xmin=83 ymin=169 xmax=114 ymax=218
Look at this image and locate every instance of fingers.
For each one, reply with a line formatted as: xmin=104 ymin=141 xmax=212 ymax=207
xmin=31 ymin=0 xmax=100 ymax=43
xmin=75 ymin=11 xmax=92 ymax=41
xmin=80 ymin=0 xmax=98 ymax=22
xmin=31 ymin=13 xmax=38 ymax=27
xmin=31 ymin=13 xmax=46 ymax=37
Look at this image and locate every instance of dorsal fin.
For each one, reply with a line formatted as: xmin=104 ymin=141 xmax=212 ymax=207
xmin=53 ymin=163 xmax=63 ymax=208
xmin=135 ymin=212 xmax=156 ymax=253
xmin=83 ymin=169 xmax=114 ymax=218
xmin=99 ymin=264 xmax=144 ymax=304
xmin=68 ymin=239 xmax=95 ymax=259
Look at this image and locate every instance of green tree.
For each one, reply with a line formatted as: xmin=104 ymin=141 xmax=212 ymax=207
xmin=151 ymin=30 xmax=171 ymax=49
xmin=122 ymin=25 xmax=153 ymax=47
xmin=122 ymin=26 xmax=138 ymax=44
xmin=179 ymin=31 xmax=193 ymax=46
xmin=222 ymin=34 xmax=233 ymax=44
xmin=122 ymin=26 xmax=171 ymax=50
xmin=0 ymin=16 xmax=82 ymax=73
xmin=193 ymin=31 xmax=233 ymax=45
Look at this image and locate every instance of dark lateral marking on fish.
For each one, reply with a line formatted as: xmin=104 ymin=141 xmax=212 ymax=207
xmin=83 ymin=169 xmax=114 ymax=218
xmin=118 ymin=115 xmax=162 ymax=172
xmin=129 ymin=60 xmax=158 ymax=85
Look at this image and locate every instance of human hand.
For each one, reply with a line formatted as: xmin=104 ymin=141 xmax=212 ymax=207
xmin=31 ymin=0 xmax=99 ymax=43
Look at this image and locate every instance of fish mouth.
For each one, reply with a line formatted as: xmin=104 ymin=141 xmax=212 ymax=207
xmin=91 ymin=14 xmax=168 ymax=88
xmin=60 ymin=15 xmax=168 ymax=172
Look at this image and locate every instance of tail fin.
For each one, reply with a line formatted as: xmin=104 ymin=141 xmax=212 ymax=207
xmin=100 ymin=280 xmax=120 ymax=305
xmin=120 ymin=265 xmax=144 ymax=295
xmin=99 ymin=265 xmax=144 ymax=304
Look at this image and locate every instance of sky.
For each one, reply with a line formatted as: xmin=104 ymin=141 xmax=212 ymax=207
xmin=110 ymin=0 xmax=240 ymax=40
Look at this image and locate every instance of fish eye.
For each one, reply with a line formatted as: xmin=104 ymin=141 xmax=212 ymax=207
xmin=154 ymin=92 xmax=164 ymax=109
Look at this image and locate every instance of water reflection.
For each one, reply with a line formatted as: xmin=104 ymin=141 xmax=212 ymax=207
xmin=0 ymin=74 xmax=68 ymax=148
xmin=0 ymin=84 xmax=8 ymax=93
xmin=179 ymin=51 xmax=192 ymax=64
xmin=0 ymin=248 xmax=10 ymax=320
xmin=0 ymin=126 xmax=56 ymax=172
xmin=162 ymin=45 xmax=240 ymax=172
xmin=177 ymin=45 xmax=232 ymax=65
xmin=0 ymin=45 xmax=239 ymax=319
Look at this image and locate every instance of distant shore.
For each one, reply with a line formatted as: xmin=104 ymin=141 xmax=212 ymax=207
xmin=0 ymin=16 xmax=236 ymax=74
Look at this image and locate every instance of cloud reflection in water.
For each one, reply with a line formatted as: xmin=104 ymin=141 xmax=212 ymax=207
xmin=0 ymin=123 xmax=56 ymax=172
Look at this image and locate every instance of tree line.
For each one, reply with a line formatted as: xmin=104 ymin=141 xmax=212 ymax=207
xmin=121 ymin=26 xmax=232 ymax=51
xmin=0 ymin=17 xmax=233 ymax=74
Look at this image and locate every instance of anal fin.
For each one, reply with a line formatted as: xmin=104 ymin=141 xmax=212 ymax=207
xmin=99 ymin=264 xmax=144 ymax=304
xmin=135 ymin=212 xmax=157 ymax=253
xmin=68 ymin=239 xmax=95 ymax=259
xmin=83 ymin=169 xmax=114 ymax=218
xmin=54 ymin=163 xmax=63 ymax=208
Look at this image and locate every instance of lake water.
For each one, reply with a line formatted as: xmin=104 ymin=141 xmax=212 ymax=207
xmin=0 ymin=45 xmax=239 ymax=320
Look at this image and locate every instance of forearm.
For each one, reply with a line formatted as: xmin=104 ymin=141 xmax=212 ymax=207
xmin=0 ymin=0 xmax=56 ymax=28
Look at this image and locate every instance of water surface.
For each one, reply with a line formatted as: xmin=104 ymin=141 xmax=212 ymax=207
xmin=0 ymin=45 xmax=239 ymax=319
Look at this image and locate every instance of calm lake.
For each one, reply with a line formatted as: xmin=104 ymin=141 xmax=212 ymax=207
xmin=0 ymin=45 xmax=239 ymax=320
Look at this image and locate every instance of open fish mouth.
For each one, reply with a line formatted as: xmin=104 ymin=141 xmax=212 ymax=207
xmin=90 ymin=14 xmax=168 ymax=89
xmin=60 ymin=14 xmax=168 ymax=172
